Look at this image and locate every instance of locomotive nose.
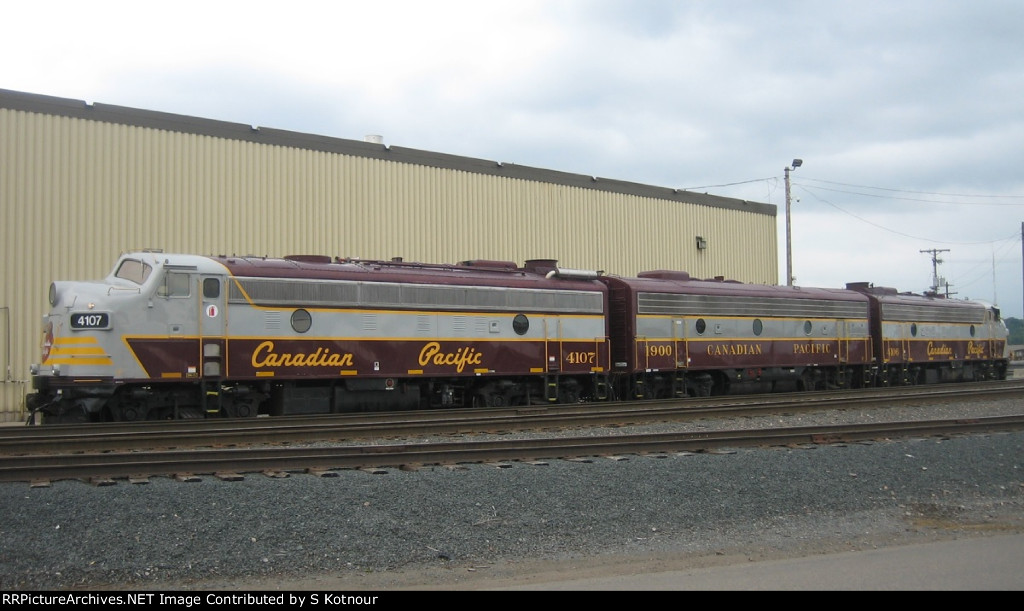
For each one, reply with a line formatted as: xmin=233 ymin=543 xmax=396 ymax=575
xmin=48 ymin=281 xmax=82 ymax=308
xmin=48 ymin=281 xmax=112 ymax=312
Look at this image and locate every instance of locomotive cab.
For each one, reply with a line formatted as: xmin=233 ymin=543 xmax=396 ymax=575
xmin=27 ymin=252 xmax=254 ymax=423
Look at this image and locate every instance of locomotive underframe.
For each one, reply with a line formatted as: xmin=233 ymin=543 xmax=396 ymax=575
xmin=28 ymin=371 xmax=611 ymax=423
xmin=26 ymin=357 xmax=1010 ymax=425
xmin=618 ymin=363 xmax=870 ymax=400
xmin=613 ymin=355 xmax=1008 ymax=402
xmin=876 ymin=358 xmax=1007 ymax=386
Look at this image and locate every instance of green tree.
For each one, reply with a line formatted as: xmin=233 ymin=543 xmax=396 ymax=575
xmin=1006 ymin=317 xmax=1024 ymax=346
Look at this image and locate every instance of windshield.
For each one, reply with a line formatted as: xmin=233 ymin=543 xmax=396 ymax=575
xmin=114 ymin=258 xmax=153 ymax=285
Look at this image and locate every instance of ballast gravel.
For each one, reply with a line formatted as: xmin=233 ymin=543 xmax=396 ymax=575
xmin=0 ymin=398 xmax=1022 ymax=591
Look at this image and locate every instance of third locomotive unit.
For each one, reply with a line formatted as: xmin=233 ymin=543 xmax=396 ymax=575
xmin=26 ymin=251 xmax=1009 ymax=423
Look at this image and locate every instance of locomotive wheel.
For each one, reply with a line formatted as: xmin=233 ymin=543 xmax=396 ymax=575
xmin=559 ymin=386 xmax=582 ymax=403
xmin=50 ymin=403 xmax=90 ymax=424
xmin=120 ymin=405 xmax=143 ymax=421
xmin=474 ymin=392 xmax=509 ymax=407
xmin=224 ymin=401 xmax=258 ymax=418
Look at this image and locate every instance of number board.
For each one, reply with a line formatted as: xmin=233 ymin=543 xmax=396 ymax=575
xmin=70 ymin=312 xmax=110 ymax=329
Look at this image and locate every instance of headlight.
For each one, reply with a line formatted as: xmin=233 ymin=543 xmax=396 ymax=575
xmin=49 ymin=283 xmax=58 ymax=306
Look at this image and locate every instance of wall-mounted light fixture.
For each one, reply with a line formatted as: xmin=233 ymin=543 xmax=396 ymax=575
xmin=696 ymin=236 xmax=708 ymax=250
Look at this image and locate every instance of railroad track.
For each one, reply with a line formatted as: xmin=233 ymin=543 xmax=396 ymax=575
xmin=3 ymin=379 xmax=1022 ymax=455
xmin=3 ymin=415 xmax=1023 ymax=485
xmin=2 ymin=380 xmax=1023 ymax=485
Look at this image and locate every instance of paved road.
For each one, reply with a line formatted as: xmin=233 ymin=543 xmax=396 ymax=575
xmin=496 ymin=534 xmax=1024 ymax=590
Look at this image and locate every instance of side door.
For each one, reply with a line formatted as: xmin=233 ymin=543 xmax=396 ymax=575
xmin=198 ymin=275 xmax=226 ymax=378
xmin=672 ymin=318 xmax=687 ymax=369
xmin=837 ymin=319 xmax=848 ymax=364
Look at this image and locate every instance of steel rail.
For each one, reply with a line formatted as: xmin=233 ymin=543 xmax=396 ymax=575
xmin=3 ymin=415 xmax=1023 ymax=484
xmin=17 ymin=379 xmax=1024 ymax=436
xmin=3 ymin=381 xmax=1022 ymax=456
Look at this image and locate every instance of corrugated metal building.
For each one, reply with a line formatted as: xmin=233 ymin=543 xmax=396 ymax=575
xmin=0 ymin=88 xmax=777 ymax=422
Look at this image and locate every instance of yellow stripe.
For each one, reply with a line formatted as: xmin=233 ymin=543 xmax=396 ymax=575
xmin=50 ymin=346 xmax=106 ymax=356
xmin=242 ymin=301 xmax=607 ymax=319
xmin=46 ymin=357 xmax=113 ymax=366
xmin=47 ymin=337 xmax=111 ymax=365
xmin=53 ymin=336 xmax=101 ymax=345
xmin=639 ymin=314 xmax=870 ymax=323
xmin=225 ymin=334 xmax=602 ymax=342
xmin=652 ymin=337 xmax=868 ymax=342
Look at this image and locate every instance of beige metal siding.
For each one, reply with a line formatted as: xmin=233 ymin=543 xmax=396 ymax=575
xmin=0 ymin=97 xmax=776 ymax=421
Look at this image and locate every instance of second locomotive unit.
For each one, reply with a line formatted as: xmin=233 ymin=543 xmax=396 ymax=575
xmin=26 ymin=251 xmax=1009 ymax=423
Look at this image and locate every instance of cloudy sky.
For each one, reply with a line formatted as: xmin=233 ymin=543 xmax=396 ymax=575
xmin=6 ymin=1 xmax=1024 ymax=316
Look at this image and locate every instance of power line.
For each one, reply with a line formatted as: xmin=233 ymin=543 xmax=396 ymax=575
xmin=797 ymin=177 xmax=1024 ymax=199
xmin=797 ymin=183 xmax=1024 ymax=206
xmin=679 ymin=177 xmax=775 ymax=190
xmin=955 ymin=238 xmax=1019 ymax=292
xmin=794 ymin=185 xmax=1021 ymax=246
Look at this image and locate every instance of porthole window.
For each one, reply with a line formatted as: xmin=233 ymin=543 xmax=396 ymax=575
xmin=291 ymin=309 xmax=312 ymax=333
xmin=970 ymin=324 xmax=976 ymax=337
xmin=910 ymin=323 xmax=918 ymax=337
xmin=803 ymin=320 xmax=812 ymax=335
xmin=695 ymin=318 xmax=707 ymax=335
xmin=752 ymin=319 xmax=763 ymax=336
xmin=512 ymin=314 xmax=529 ymax=335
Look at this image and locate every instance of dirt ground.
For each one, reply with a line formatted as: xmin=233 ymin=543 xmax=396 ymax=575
xmin=185 ymin=511 xmax=1024 ymax=591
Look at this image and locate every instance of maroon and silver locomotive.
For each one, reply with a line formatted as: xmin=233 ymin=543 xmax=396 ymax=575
xmin=28 ymin=252 xmax=611 ymax=422
xmin=598 ymin=271 xmax=1008 ymax=402
xmin=26 ymin=251 xmax=1009 ymax=423
xmin=600 ymin=271 xmax=875 ymax=398
xmin=847 ymin=282 xmax=1009 ymax=385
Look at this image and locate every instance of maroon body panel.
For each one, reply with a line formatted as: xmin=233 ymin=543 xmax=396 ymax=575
xmin=213 ymin=256 xmax=603 ymax=296
xmin=848 ymin=283 xmax=1006 ymax=368
xmin=601 ymin=274 xmax=872 ymax=375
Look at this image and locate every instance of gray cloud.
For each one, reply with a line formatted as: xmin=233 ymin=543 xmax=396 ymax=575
xmin=5 ymin=0 xmax=1023 ymax=314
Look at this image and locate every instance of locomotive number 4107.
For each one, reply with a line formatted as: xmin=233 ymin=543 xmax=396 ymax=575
xmin=70 ymin=312 xmax=110 ymax=329
xmin=565 ymin=351 xmax=597 ymax=364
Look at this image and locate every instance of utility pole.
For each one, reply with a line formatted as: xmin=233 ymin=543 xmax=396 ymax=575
xmin=784 ymin=158 xmax=802 ymax=286
xmin=920 ymin=248 xmax=952 ymax=297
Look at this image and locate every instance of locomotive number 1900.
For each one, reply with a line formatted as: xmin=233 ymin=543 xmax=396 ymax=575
xmin=645 ymin=344 xmax=674 ymax=357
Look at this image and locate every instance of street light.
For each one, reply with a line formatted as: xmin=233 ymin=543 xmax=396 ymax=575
xmin=784 ymin=158 xmax=803 ymax=286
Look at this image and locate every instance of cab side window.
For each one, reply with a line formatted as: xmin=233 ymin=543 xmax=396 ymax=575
xmin=203 ymin=278 xmax=220 ymax=299
xmin=165 ymin=272 xmax=191 ymax=297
